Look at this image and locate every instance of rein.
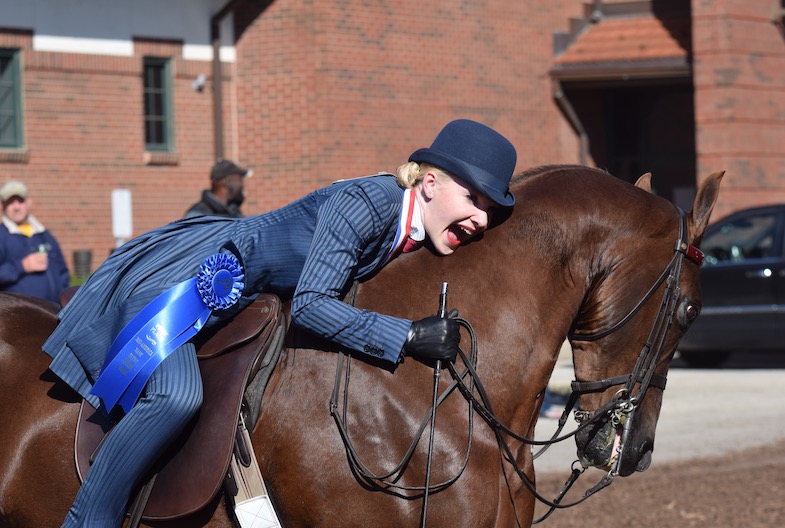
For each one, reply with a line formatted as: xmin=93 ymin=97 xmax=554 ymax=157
xmin=330 ymin=206 xmax=703 ymax=524
xmin=329 ymin=325 xmax=478 ymax=496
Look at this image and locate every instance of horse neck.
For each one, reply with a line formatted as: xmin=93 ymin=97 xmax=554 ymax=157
xmin=476 ymin=172 xmax=665 ymax=416
xmin=380 ymin=221 xmax=583 ymax=430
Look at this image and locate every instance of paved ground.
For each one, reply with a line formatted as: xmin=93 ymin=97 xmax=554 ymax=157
xmin=529 ymin=349 xmax=785 ymax=527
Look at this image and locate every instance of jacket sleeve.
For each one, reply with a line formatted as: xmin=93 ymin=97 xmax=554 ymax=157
xmin=290 ymin=181 xmax=411 ymax=364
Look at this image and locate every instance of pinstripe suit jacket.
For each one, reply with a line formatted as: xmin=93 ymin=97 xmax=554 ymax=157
xmin=43 ymin=174 xmax=414 ymax=404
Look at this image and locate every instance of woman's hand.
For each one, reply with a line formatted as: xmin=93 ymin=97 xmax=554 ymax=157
xmin=403 ymin=312 xmax=460 ymax=362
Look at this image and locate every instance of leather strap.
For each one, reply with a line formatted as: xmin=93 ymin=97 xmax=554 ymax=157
xmin=127 ymin=475 xmax=157 ymax=528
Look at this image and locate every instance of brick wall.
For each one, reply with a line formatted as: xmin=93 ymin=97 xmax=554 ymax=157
xmin=692 ymin=0 xmax=785 ymax=219
xmin=232 ymin=0 xmax=586 ymax=214
xmin=0 ymin=28 xmax=228 ymax=270
xmin=4 ymin=1 xmax=591 ymax=273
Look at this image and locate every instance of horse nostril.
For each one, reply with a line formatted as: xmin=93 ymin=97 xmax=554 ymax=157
xmin=635 ymin=439 xmax=654 ymax=472
xmin=637 ymin=450 xmax=652 ymax=472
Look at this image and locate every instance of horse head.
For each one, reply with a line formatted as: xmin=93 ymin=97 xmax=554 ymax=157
xmin=565 ymin=169 xmax=723 ymax=476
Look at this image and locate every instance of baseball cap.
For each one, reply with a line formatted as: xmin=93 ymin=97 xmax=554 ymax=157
xmin=0 ymin=181 xmax=29 ymax=202
xmin=210 ymin=159 xmax=253 ymax=183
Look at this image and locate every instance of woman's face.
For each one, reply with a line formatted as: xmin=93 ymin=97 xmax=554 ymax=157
xmin=419 ymin=171 xmax=496 ymax=255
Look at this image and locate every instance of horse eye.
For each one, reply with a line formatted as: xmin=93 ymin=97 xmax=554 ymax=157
xmin=685 ymin=304 xmax=699 ymax=321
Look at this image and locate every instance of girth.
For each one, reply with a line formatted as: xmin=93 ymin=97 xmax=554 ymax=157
xmin=68 ymin=291 xmax=285 ymax=521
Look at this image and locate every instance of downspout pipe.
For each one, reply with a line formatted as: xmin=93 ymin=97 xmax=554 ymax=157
xmin=553 ymin=78 xmax=589 ymax=165
xmin=210 ymin=0 xmax=240 ymax=160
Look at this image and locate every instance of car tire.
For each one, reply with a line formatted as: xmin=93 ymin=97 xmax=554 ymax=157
xmin=678 ymin=350 xmax=731 ymax=368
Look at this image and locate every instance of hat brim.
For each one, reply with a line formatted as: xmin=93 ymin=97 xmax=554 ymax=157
xmin=409 ymin=148 xmax=516 ymax=208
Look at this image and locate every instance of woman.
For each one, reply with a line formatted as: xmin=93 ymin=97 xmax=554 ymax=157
xmin=43 ymin=118 xmax=517 ymax=527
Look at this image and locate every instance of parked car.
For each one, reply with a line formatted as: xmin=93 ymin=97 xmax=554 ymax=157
xmin=678 ymin=204 xmax=785 ymax=367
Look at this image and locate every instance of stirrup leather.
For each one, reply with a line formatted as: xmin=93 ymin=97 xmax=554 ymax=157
xmin=227 ymin=414 xmax=282 ymax=528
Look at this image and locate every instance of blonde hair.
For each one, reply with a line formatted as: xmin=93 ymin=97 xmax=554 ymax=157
xmin=395 ymin=162 xmax=452 ymax=189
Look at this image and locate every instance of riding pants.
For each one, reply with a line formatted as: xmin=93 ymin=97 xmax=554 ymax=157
xmin=61 ymin=344 xmax=203 ymax=528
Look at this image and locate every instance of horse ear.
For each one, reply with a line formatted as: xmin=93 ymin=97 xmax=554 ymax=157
xmin=634 ymin=173 xmax=653 ymax=193
xmin=690 ymin=171 xmax=725 ymax=243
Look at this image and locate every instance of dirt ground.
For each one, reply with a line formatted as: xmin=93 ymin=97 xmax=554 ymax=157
xmin=533 ymin=439 xmax=785 ymax=528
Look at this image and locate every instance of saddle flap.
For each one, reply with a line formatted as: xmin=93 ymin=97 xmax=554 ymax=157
xmin=196 ymin=294 xmax=280 ymax=359
xmin=74 ymin=294 xmax=284 ymax=521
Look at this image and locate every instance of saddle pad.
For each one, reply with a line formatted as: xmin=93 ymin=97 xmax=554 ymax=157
xmin=75 ymin=294 xmax=283 ymax=521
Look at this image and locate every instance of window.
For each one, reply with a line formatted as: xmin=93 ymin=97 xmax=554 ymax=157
xmin=702 ymin=211 xmax=779 ymax=265
xmin=143 ymin=57 xmax=173 ymax=151
xmin=0 ymin=49 xmax=23 ymax=149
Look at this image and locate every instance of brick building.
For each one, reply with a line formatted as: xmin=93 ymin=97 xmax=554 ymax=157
xmin=1 ymin=0 xmax=784 ymax=275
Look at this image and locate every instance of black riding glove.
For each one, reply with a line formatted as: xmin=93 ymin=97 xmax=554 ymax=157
xmin=403 ymin=312 xmax=460 ymax=362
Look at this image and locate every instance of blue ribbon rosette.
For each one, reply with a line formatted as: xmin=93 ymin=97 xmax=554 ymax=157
xmin=91 ymin=253 xmax=244 ymax=412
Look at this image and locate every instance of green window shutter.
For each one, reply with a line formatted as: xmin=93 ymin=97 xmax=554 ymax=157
xmin=0 ymin=49 xmax=23 ymax=149
xmin=143 ymin=57 xmax=173 ymax=152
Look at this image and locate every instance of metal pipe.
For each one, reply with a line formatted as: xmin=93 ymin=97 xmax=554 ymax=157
xmin=552 ymin=78 xmax=589 ymax=165
xmin=210 ymin=0 xmax=240 ymax=160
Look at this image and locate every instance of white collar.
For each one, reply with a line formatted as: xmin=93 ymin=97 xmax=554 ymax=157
xmin=408 ymin=192 xmax=425 ymax=242
xmin=2 ymin=214 xmax=46 ymax=235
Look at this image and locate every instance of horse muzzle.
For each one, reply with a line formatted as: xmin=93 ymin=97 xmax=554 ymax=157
xmin=574 ymin=408 xmax=654 ymax=476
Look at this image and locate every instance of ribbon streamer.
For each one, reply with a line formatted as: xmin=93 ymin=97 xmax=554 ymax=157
xmin=91 ymin=253 xmax=244 ymax=412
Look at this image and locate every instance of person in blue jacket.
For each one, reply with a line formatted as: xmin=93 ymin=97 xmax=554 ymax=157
xmin=42 ymin=119 xmax=517 ymax=527
xmin=0 ymin=180 xmax=70 ymax=304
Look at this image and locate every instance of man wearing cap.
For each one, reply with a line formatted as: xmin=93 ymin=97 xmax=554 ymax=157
xmin=0 ymin=180 xmax=70 ymax=304
xmin=183 ymin=159 xmax=253 ymax=219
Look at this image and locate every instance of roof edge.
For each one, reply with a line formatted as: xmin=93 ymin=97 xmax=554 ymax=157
xmin=550 ymin=57 xmax=691 ymax=82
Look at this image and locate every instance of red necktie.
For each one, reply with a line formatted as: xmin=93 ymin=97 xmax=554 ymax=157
xmin=403 ymin=237 xmax=423 ymax=253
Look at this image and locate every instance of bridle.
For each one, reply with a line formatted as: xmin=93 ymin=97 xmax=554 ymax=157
xmin=568 ymin=205 xmax=704 ymax=433
xmin=523 ymin=205 xmax=704 ymax=520
xmin=330 ymin=206 xmax=705 ymax=525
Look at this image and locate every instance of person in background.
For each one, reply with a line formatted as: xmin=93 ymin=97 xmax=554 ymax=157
xmin=540 ymin=386 xmax=564 ymax=419
xmin=0 ymin=180 xmax=70 ymax=304
xmin=183 ymin=159 xmax=253 ymax=219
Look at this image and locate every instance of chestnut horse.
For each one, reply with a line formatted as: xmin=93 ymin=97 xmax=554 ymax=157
xmin=0 ymin=165 xmax=722 ymax=527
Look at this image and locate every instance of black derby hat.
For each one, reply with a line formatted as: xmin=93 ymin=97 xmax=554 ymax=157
xmin=409 ymin=119 xmax=517 ymax=207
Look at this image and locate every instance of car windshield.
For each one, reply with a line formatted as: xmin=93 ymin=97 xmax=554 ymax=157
xmin=702 ymin=212 xmax=777 ymax=265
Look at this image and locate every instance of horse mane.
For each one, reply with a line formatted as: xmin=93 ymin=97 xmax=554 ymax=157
xmin=501 ymin=164 xmax=666 ymax=281
xmin=502 ymin=165 xmax=687 ymax=342
xmin=512 ymin=164 xmax=611 ymax=186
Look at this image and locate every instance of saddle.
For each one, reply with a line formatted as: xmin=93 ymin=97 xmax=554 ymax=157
xmin=61 ymin=287 xmax=286 ymax=521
